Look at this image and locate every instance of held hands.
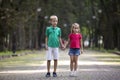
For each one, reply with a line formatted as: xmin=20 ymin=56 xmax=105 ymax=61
xmin=45 ymin=44 xmax=48 ymax=50
xmin=61 ymin=44 xmax=66 ymax=50
xmin=60 ymin=40 xmax=67 ymax=50
xmin=61 ymin=41 xmax=68 ymax=50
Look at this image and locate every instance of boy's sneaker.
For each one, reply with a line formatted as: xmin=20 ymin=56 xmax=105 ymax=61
xmin=45 ymin=72 xmax=50 ymax=77
xmin=53 ymin=72 xmax=57 ymax=77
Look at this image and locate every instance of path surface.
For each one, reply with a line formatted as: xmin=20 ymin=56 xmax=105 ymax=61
xmin=0 ymin=49 xmax=120 ymax=80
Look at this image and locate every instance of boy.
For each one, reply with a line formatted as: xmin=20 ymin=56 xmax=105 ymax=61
xmin=45 ymin=15 xmax=64 ymax=77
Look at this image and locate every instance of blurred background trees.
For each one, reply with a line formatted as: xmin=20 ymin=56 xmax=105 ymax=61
xmin=0 ymin=0 xmax=120 ymax=51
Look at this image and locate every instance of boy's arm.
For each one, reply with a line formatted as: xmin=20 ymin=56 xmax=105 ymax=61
xmin=45 ymin=36 xmax=48 ymax=50
xmin=59 ymin=37 xmax=64 ymax=48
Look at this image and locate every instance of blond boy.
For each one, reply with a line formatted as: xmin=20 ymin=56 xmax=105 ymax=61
xmin=45 ymin=15 xmax=64 ymax=77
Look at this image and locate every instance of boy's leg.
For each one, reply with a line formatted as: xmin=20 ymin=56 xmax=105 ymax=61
xmin=53 ymin=60 xmax=57 ymax=77
xmin=53 ymin=48 xmax=59 ymax=72
xmin=53 ymin=59 xmax=57 ymax=72
xmin=46 ymin=47 xmax=52 ymax=72
xmin=46 ymin=60 xmax=51 ymax=77
xmin=47 ymin=60 xmax=51 ymax=73
xmin=46 ymin=47 xmax=52 ymax=77
xmin=53 ymin=48 xmax=59 ymax=77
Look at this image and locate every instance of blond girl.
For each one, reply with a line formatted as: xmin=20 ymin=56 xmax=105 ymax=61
xmin=65 ymin=23 xmax=83 ymax=76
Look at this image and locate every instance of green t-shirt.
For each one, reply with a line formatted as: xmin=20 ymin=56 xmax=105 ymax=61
xmin=45 ymin=26 xmax=61 ymax=47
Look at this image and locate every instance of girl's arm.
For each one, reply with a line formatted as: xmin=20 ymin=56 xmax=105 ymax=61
xmin=80 ymin=38 xmax=84 ymax=53
xmin=64 ymin=38 xmax=70 ymax=48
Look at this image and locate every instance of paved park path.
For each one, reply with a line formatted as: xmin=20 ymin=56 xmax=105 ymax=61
xmin=0 ymin=49 xmax=120 ymax=80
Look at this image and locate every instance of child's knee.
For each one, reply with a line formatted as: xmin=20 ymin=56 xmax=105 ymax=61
xmin=54 ymin=59 xmax=57 ymax=61
xmin=47 ymin=60 xmax=51 ymax=62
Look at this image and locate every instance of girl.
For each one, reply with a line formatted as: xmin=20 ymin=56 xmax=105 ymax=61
xmin=65 ymin=23 xmax=83 ymax=76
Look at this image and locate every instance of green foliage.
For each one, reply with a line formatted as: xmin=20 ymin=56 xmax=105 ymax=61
xmin=81 ymin=26 xmax=89 ymax=36
xmin=0 ymin=0 xmax=120 ymax=51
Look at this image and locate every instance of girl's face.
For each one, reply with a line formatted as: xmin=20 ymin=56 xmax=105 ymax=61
xmin=73 ymin=26 xmax=79 ymax=33
xmin=51 ymin=19 xmax=58 ymax=27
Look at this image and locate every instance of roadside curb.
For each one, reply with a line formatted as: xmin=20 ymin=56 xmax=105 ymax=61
xmin=0 ymin=51 xmax=35 ymax=60
xmin=113 ymin=51 xmax=120 ymax=55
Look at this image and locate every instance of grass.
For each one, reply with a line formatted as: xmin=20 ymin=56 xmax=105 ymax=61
xmin=89 ymin=47 xmax=120 ymax=53
xmin=0 ymin=50 xmax=45 ymax=68
xmin=0 ymin=51 xmax=12 ymax=56
xmin=0 ymin=50 xmax=33 ymax=56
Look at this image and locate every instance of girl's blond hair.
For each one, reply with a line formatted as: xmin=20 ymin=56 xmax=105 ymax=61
xmin=71 ymin=23 xmax=80 ymax=33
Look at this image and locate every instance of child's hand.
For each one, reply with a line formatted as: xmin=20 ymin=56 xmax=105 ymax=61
xmin=45 ymin=45 xmax=48 ymax=50
xmin=81 ymin=50 xmax=83 ymax=54
xmin=61 ymin=44 xmax=66 ymax=50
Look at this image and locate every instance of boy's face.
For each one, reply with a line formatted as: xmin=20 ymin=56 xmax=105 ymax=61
xmin=51 ymin=19 xmax=58 ymax=27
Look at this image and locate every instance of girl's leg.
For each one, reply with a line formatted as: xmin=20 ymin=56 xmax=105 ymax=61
xmin=72 ymin=55 xmax=79 ymax=76
xmin=69 ymin=55 xmax=75 ymax=76
xmin=74 ymin=55 xmax=79 ymax=71
xmin=70 ymin=56 xmax=74 ymax=71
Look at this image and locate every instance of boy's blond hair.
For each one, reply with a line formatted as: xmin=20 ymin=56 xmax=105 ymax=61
xmin=50 ymin=15 xmax=58 ymax=21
